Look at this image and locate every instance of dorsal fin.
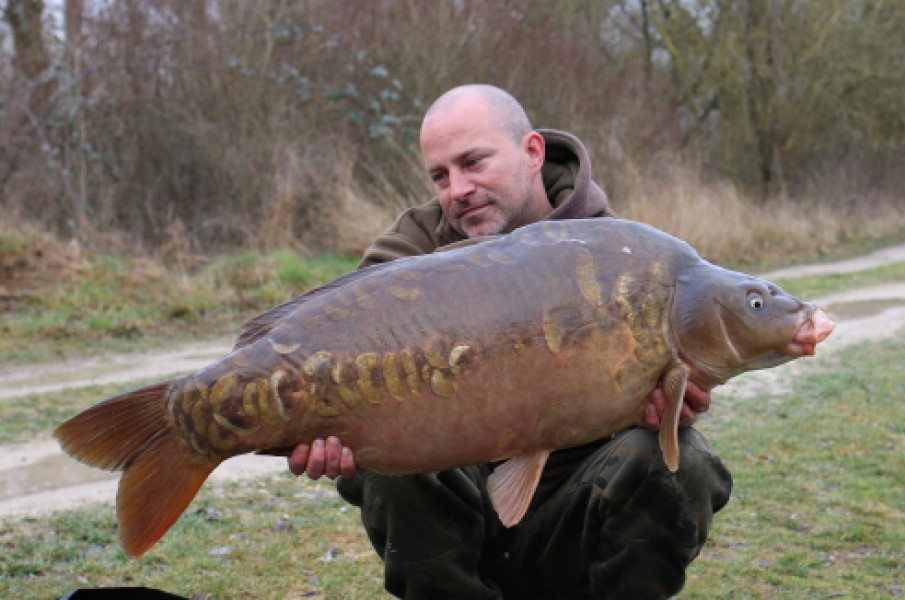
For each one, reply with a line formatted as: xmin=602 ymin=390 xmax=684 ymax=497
xmin=233 ymin=261 xmax=393 ymax=349
xmin=234 ymin=240 xmax=495 ymax=349
xmin=234 ymin=295 xmax=308 ymax=349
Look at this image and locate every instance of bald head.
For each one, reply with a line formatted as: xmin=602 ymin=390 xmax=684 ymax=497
xmin=422 ymin=85 xmax=534 ymax=144
xmin=418 ymin=84 xmax=550 ymax=237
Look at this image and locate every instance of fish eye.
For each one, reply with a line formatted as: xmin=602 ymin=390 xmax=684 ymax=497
xmin=748 ymin=292 xmax=765 ymax=310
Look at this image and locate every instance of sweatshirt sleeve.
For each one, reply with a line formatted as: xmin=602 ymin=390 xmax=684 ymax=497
xmin=358 ymin=232 xmax=430 ymax=269
xmin=357 ymin=205 xmax=444 ymax=269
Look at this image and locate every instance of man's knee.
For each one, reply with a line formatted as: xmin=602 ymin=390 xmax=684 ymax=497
xmin=591 ymin=428 xmax=732 ymax=516
xmin=585 ymin=428 xmax=732 ymax=598
xmin=339 ymin=468 xmax=501 ymax=599
xmin=341 ymin=468 xmax=491 ymax=561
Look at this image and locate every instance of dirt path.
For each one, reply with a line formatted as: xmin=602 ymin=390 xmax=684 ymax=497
xmin=759 ymin=241 xmax=905 ymax=279
xmin=2 ymin=249 xmax=904 ymax=517
xmin=0 ymin=337 xmax=234 ymax=402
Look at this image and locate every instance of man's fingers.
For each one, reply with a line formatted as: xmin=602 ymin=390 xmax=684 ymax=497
xmin=641 ymin=382 xmax=710 ymax=432
xmin=678 ymin=402 xmax=699 ymax=427
xmin=288 ymin=444 xmax=310 ymax=476
xmin=305 ymin=439 xmax=326 ymax=479
xmin=641 ymin=388 xmax=667 ymax=431
xmin=323 ymin=436 xmax=342 ymax=479
xmin=340 ymin=447 xmax=357 ymax=479
xmin=652 ymin=388 xmax=667 ymax=415
xmin=644 ymin=402 xmax=660 ymax=431
xmin=288 ymin=437 xmax=357 ymax=480
xmin=683 ymin=381 xmax=711 ymax=413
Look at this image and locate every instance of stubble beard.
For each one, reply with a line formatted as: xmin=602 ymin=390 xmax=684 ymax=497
xmin=458 ymin=182 xmax=537 ymax=238
xmin=460 ymin=206 xmax=506 ymax=237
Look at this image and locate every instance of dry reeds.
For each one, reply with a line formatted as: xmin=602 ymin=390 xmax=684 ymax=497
xmin=1 ymin=1 xmax=902 ymax=265
xmin=613 ymin=154 xmax=905 ymax=265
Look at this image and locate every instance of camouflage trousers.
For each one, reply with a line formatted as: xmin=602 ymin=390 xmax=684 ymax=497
xmin=336 ymin=427 xmax=732 ymax=600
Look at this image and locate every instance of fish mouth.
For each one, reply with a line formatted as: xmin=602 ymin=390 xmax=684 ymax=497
xmin=784 ymin=308 xmax=835 ymax=356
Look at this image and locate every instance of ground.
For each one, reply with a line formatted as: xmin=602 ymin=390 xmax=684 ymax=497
xmin=1 ymin=243 xmax=904 ymax=516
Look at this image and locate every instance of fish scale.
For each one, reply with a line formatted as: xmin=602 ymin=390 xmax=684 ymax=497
xmin=54 ymin=218 xmax=835 ymax=558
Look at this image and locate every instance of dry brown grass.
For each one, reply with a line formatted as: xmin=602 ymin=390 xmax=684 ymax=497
xmin=0 ymin=222 xmax=86 ymax=295
xmin=0 ymin=1 xmax=901 ymax=265
xmin=0 ymin=1 xmax=671 ymax=258
xmin=611 ymin=155 xmax=905 ymax=266
xmin=289 ymin=141 xmax=432 ymax=258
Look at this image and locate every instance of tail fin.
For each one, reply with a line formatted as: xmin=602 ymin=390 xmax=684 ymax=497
xmin=54 ymin=381 xmax=217 ymax=558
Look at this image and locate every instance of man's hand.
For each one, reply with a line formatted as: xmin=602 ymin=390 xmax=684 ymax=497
xmin=288 ymin=436 xmax=357 ymax=480
xmin=642 ymin=381 xmax=711 ymax=431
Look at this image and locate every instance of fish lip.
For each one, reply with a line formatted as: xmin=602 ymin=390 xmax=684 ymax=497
xmin=783 ymin=307 xmax=835 ymax=357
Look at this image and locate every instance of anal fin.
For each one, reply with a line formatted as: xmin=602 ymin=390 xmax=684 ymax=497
xmin=487 ymin=450 xmax=551 ymax=527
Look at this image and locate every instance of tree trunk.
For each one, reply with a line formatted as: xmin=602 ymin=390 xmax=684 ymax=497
xmin=64 ymin=0 xmax=88 ymax=225
xmin=744 ymin=0 xmax=773 ymax=201
xmin=5 ymin=0 xmax=53 ymax=109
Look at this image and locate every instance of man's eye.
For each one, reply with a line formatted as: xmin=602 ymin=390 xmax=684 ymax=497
xmin=465 ymin=157 xmax=483 ymax=168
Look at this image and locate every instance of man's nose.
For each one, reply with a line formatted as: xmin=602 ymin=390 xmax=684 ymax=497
xmin=448 ymin=169 xmax=476 ymax=201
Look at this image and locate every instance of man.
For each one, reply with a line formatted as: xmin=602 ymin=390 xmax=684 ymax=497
xmin=288 ymin=85 xmax=732 ymax=599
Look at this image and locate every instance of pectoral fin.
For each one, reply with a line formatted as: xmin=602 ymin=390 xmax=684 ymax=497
xmin=487 ymin=449 xmax=551 ymax=527
xmin=659 ymin=364 xmax=689 ymax=473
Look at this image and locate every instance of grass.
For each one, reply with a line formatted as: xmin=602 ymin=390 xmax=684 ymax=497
xmin=0 ymin=477 xmax=386 ymax=599
xmin=683 ymin=337 xmax=905 ymax=598
xmin=2 ymin=330 xmax=902 ymax=597
xmin=0 ymin=248 xmax=357 ymax=365
xmin=618 ymin=160 xmax=905 ymax=270
xmin=0 ymin=381 xmax=154 ymax=445
xmin=772 ymin=260 xmax=905 ymax=300
xmin=1 ymin=242 xmax=904 ymax=598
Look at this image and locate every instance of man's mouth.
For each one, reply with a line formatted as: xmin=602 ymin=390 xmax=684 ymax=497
xmin=455 ymin=200 xmax=493 ymax=221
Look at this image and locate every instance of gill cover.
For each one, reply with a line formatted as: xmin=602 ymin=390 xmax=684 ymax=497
xmin=671 ymin=263 xmax=812 ymax=386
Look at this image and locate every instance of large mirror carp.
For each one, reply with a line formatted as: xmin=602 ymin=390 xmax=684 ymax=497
xmin=55 ymin=218 xmax=834 ymax=558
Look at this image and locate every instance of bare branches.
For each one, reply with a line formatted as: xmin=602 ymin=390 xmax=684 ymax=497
xmin=0 ymin=1 xmax=902 ymax=252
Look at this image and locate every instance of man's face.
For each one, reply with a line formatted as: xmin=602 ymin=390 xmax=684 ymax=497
xmin=420 ymin=97 xmax=547 ymax=237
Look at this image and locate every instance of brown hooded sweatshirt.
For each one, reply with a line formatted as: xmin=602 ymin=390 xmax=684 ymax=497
xmin=359 ymin=129 xmax=615 ymax=268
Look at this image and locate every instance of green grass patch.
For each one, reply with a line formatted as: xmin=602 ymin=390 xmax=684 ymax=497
xmin=3 ymin=236 xmax=902 ymax=366
xmin=0 ymin=251 xmax=357 ymax=365
xmin=0 ymin=477 xmax=386 ymax=599
xmin=2 ymin=335 xmax=902 ymax=597
xmin=0 ymin=381 xmax=152 ymax=444
xmin=773 ymin=261 xmax=905 ymax=299
xmin=3 ymin=243 xmax=905 ymax=597
xmin=683 ymin=336 xmax=905 ymax=598
xmin=721 ymin=235 xmax=905 ymax=275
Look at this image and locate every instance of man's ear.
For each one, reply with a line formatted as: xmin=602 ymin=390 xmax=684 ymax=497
xmin=523 ymin=131 xmax=545 ymax=173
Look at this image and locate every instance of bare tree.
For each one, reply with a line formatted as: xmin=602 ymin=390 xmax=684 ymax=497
xmin=4 ymin=0 xmax=52 ymax=108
